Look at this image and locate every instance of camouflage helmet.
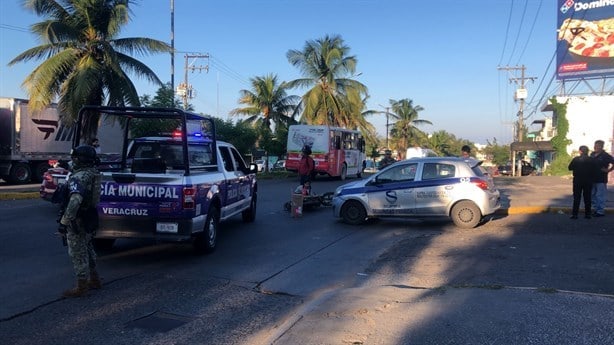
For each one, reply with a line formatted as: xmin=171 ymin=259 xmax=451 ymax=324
xmin=70 ymin=145 xmax=97 ymax=165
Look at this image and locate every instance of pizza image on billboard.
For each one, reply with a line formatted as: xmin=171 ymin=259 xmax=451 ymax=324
xmin=556 ymin=1 xmax=614 ymax=79
xmin=558 ymin=18 xmax=614 ymax=58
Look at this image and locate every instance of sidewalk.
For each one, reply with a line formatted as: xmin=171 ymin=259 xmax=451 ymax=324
xmin=494 ymin=175 xmax=614 ymax=215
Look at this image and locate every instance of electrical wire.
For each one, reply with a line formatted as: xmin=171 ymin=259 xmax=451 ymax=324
xmin=514 ymin=0 xmax=542 ymax=65
xmin=497 ymin=0 xmax=515 ymax=66
xmin=0 ymin=24 xmax=30 ymax=33
xmin=506 ymin=0 xmax=529 ymax=66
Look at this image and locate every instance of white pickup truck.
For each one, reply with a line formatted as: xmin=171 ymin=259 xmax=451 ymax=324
xmin=73 ymin=106 xmax=258 ymax=254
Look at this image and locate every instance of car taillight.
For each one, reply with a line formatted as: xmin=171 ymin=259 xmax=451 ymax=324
xmin=183 ymin=187 xmax=195 ymax=209
xmin=472 ymin=178 xmax=489 ymax=191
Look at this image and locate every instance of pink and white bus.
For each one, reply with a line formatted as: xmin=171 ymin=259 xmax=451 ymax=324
xmin=285 ymin=125 xmax=366 ymax=180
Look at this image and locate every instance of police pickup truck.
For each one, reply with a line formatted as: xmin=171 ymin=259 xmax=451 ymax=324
xmin=73 ymin=106 xmax=258 ymax=254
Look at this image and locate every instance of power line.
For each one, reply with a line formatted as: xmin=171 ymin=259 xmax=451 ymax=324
xmin=0 ymin=24 xmax=30 ymax=33
xmin=506 ymin=0 xmax=529 ymax=66
xmin=514 ymin=0 xmax=543 ymax=65
xmin=497 ymin=0 xmax=515 ymax=66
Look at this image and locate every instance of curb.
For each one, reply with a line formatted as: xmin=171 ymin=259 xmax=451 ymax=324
xmin=0 ymin=191 xmax=40 ymax=201
xmin=498 ymin=206 xmax=613 ymax=215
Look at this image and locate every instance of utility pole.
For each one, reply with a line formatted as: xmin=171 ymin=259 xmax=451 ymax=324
xmin=170 ymin=0 xmax=175 ymax=93
xmin=498 ymin=65 xmax=536 ymax=177
xmin=378 ymin=104 xmax=391 ymax=149
xmin=497 ymin=65 xmax=536 ymax=143
xmin=177 ymin=53 xmax=209 ymax=109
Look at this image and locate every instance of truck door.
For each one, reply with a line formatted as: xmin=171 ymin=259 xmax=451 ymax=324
xmin=218 ymin=146 xmax=252 ymax=217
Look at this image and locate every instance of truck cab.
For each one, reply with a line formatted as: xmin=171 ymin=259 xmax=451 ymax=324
xmin=73 ymin=106 xmax=257 ymax=254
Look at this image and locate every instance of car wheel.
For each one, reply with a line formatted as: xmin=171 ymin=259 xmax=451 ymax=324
xmin=450 ymin=201 xmax=482 ymax=229
xmin=339 ymin=164 xmax=347 ymax=181
xmin=340 ymin=200 xmax=367 ymax=225
xmin=241 ymin=193 xmax=257 ymax=222
xmin=193 ymin=205 xmax=219 ymax=254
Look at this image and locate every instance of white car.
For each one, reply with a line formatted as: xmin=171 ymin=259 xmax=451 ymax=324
xmin=332 ymin=157 xmax=500 ymax=228
xmin=254 ymin=159 xmax=265 ymax=172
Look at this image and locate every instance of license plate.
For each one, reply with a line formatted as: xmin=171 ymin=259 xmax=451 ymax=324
xmin=156 ymin=222 xmax=179 ymax=233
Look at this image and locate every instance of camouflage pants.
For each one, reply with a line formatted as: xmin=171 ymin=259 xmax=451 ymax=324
xmin=66 ymin=219 xmax=97 ymax=280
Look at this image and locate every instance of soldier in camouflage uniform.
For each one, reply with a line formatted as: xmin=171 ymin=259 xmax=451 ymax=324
xmin=59 ymin=145 xmax=102 ymax=297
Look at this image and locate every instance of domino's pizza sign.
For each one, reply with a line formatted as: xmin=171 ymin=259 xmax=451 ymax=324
xmin=556 ymin=0 xmax=614 ymax=80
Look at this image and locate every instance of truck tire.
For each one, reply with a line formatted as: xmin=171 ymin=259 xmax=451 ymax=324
xmin=241 ymin=193 xmax=257 ymax=222
xmin=93 ymin=238 xmax=116 ymax=251
xmin=193 ymin=205 xmax=219 ymax=254
xmin=33 ymin=162 xmax=51 ymax=183
xmin=7 ymin=163 xmax=32 ymax=184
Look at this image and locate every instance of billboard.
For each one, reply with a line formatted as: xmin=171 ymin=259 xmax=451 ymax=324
xmin=556 ymin=0 xmax=614 ymax=80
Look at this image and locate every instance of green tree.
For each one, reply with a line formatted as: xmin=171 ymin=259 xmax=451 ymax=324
xmin=286 ymin=34 xmax=368 ymax=128
xmin=140 ymin=82 xmax=186 ymax=109
xmin=213 ymin=118 xmax=258 ymax=157
xmin=230 ymin=74 xmax=299 ymax=130
xmin=546 ymin=98 xmax=572 ymax=175
xmin=386 ymin=98 xmax=432 ymax=158
xmin=130 ymin=83 xmax=191 ymax=137
xmin=9 ymin=0 xmax=171 ymax=142
xmin=428 ymin=130 xmax=455 ymax=156
xmin=482 ymin=138 xmax=510 ymax=165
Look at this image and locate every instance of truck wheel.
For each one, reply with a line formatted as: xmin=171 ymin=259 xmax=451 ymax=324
xmin=7 ymin=163 xmax=32 ymax=184
xmin=33 ymin=162 xmax=51 ymax=183
xmin=450 ymin=201 xmax=482 ymax=229
xmin=194 ymin=205 xmax=219 ymax=254
xmin=339 ymin=164 xmax=347 ymax=181
xmin=340 ymin=200 xmax=367 ymax=225
xmin=241 ymin=193 xmax=257 ymax=222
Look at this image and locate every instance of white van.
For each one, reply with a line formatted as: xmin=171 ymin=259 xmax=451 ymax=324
xmin=406 ymin=147 xmax=438 ymax=159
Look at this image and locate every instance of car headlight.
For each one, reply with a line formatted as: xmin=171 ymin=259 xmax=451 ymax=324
xmin=334 ymin=186 xmax=343 ymax=196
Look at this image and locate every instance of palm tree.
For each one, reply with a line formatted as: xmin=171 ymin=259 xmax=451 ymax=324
xmin=386 ymin=98 xmax=432 ymax=158
xmin=286 ymin=34 xmax=368 ymax=128
xmin=9 ymin=0 xmax=171 ymax=142
xmin=230 ymin=73 xmax=300 ymax=130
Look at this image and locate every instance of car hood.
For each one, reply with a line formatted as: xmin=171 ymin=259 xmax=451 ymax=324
xmin=335 ymin=179 xmax=369 ymax=196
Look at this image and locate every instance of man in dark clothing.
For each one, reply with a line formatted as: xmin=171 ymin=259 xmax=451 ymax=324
xmin=378 ymin=150 xmax=396 ymax=170
xmin=568 ymin=145 xmax=596 ymax=219
xmin=590 ymin=140 xmax=614 ymax=217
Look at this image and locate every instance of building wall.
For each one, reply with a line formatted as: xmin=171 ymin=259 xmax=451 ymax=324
xmin=554 ymin=95 xmax=614 ymax=155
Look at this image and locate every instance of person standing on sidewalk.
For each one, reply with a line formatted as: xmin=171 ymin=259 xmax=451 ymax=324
xmin=568 ymin=145 xmax=595 ymax=219
xmin=590 ymin=140 xmax=614 ymax=217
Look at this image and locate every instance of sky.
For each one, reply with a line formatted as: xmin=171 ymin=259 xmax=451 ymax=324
xmin=0 ymin=0 xmax=559 ymax=145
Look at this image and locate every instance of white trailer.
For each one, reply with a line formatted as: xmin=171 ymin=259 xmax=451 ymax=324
xmin=0 ymin=97 xmax=122 ymax=184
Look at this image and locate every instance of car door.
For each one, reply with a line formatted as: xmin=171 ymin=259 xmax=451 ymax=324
xmin=366 ymin=162 xmax=418 ymax=216
xmin=415 ymin=162 xmax=456 ymax=215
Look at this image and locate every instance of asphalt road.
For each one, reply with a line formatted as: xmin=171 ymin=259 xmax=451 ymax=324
xmin=1 ymin=176 xmax=613 ymax=345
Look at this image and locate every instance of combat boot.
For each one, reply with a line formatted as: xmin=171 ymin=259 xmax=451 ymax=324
xmin=62 ymin=279 xmax=89 ymax=298
xmin=88 ymin=270 xmax=102 ymax=289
